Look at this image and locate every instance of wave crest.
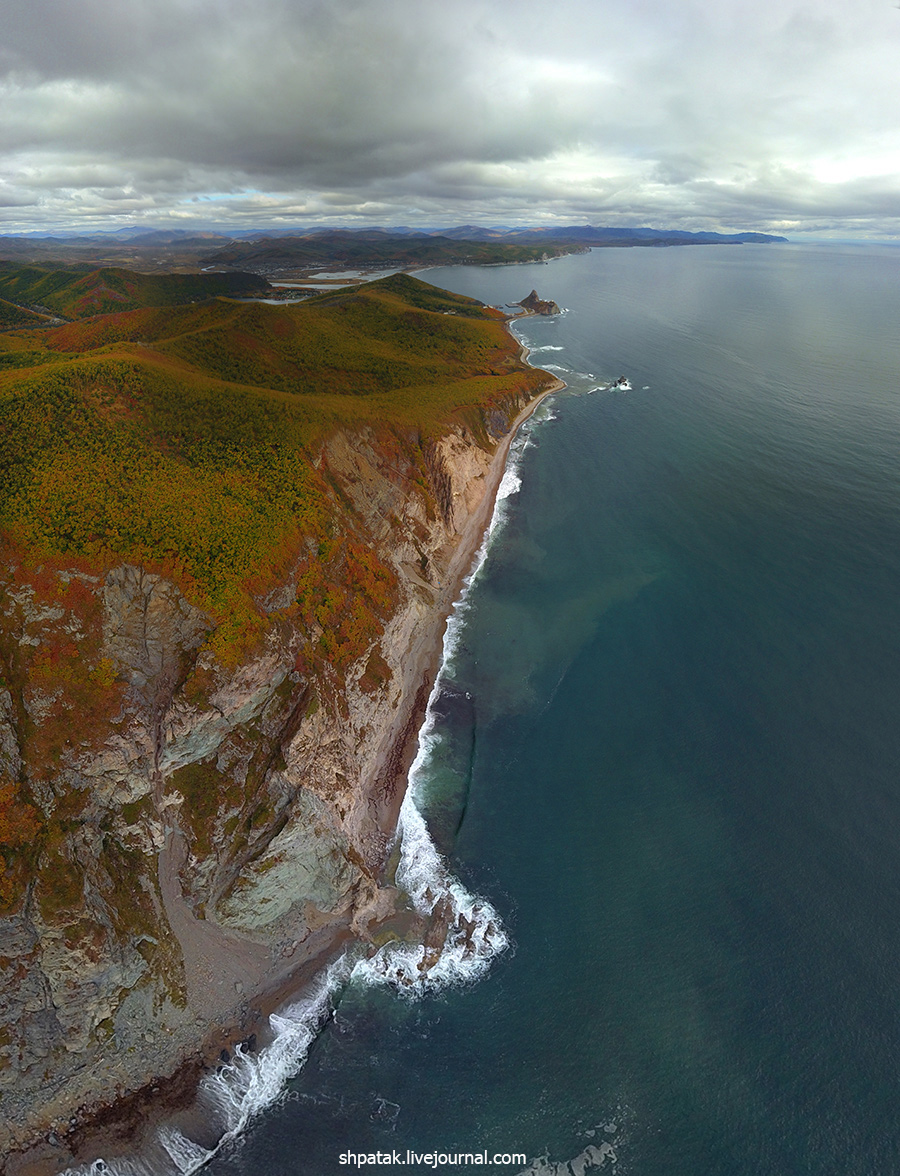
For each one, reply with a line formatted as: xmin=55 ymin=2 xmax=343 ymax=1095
xmin=64 ymin=338 xmax=556 ymax=1175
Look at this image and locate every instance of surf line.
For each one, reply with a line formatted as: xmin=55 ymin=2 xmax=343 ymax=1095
xmin=356 ymin=317 xmax=563 ymax=991
xmin=71 ymin=324 xmax=565 ymax=1176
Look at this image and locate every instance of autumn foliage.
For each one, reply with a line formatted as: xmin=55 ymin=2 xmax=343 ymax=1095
xmin=0 ymin=274 xmax=546 ymax=661
xmin=0 ymin=780 xmax=41 ymax=908
xmin=0 ymin=271 xmax=553 ymax=911
xmin=0 ymin=779 xmax=40 ymax=849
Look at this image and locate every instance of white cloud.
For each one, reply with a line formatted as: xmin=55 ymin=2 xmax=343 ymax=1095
xmin=0 ymin=0 xmax=899 ymax=235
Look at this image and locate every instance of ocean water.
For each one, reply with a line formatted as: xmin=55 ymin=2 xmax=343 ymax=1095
xmin=88 ymin=243 xmax=900 ymax=1176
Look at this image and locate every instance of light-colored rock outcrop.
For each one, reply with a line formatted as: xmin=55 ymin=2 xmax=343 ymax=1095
xmin=0 ymin=383 xmax=553 ymax=1168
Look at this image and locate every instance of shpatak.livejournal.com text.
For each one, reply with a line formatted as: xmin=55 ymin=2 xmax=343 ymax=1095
xmin=339 ymin=1150 xmax=527 ymax=1168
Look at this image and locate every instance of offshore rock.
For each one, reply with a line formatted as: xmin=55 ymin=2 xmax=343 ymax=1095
xmin=516 ymin=289 xmax=561 ymax=316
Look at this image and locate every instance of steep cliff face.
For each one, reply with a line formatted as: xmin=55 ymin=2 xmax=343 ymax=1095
xmin=0 ymin=389 xmax=540 ymax=1162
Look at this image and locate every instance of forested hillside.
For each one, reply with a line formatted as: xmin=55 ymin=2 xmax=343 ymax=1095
xmin=0 ymin=273 xmax=545 ymax=914
xmin=0 ymin=262 xmax=268 ymax=319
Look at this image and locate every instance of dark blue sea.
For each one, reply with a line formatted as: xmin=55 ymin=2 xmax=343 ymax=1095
xmin=134 ymin=244 xmax=900 ymax=1176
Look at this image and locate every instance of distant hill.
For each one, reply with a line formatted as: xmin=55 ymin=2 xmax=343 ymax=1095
xmin=0 ymin=230 xmax=239 ymax=268
xmin=494 ymin=225 xmax=788 ymax=245
xmin=199 ymin=224 xmax=786 ymax=272
xmin=0 ymin=263 xmax=268 ymax=319
xmin=0 ymin=297 xmax=49 ymax=329
xmin=200 ymin=233 xmax=583 ymax=270
xmin=3 ymin=227 xmax=233 ymax=246
xmin=436 ymin=225 xmax=512 ymax=241
xmin=0 ymin=223 xmax=787 ymax=278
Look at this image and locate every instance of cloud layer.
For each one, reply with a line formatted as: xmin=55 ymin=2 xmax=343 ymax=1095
xmin=2 ymin=0 xmax=899 ymax=235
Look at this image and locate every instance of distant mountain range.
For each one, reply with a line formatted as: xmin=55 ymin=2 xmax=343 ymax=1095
xmin=0 ymin=223 xmax=787 ymax=274
xmin=1 ymin=223 xmax=788 ymax=248
xmin=228 ymin=224 xmax=787 ymax=246
xmin=350 ymin=224 xmax=787 ymax=245
xmin=194 ymin=225 xmax=786 ymax=272
xmin=499 ymin=225 xmax=786 ymax=245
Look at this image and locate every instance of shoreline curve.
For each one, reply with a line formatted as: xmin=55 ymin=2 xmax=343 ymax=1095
xmin=14 ymin=316 xmax=566 ymax=1176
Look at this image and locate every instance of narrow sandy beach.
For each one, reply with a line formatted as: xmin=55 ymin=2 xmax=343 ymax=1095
xmin=373 ymin=353 xmax=565 ymax=840
xmin=13 ymin=320 xmax=565 ymax=1176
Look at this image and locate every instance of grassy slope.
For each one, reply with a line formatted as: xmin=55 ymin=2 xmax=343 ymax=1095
xmin=0 ymin=270 xmax=545 ymax=670
xmin=0 ymin=297 xmax=49 ymax=329
xmin=0 ymin=262 xmax=268 ymax=319
xmin=0 ymin=273 xmax=552 ymax=904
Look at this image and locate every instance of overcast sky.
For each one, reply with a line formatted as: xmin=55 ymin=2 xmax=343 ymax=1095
xmin=1 ymin=0 xmax=899 ymax=237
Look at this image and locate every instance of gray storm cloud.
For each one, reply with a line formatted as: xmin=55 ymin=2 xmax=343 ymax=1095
xmin=1 ymin=0 xmax=899 ymax=235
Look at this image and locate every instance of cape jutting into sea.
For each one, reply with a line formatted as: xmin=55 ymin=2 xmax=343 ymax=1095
xmin=79 ymin=242 xmax=900 ymax=1176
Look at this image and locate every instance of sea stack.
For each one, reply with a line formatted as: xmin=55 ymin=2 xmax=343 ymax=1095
xmin=516 ymin=289 xmax=561 ymax=316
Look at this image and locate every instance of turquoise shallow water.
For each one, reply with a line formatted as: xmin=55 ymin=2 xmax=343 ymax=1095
xmin=203 ymin=244 xmax=900 ymax=1176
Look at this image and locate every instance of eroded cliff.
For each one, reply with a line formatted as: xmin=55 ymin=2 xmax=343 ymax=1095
xmin=0 ymin=387 xmax=548 ymax=1168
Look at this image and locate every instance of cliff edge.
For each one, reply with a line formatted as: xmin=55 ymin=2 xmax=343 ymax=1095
xmin=0 ymin=274 xmax=559 ymax=1171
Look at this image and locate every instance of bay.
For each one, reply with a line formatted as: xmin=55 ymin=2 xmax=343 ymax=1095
xmin=204 ymin=243 xmax=900 ymax=1176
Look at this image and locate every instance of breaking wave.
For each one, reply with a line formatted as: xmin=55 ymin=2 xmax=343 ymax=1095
xmin=69 ymin=960 xmax=350 ymax=1176
xmin=349 ymin=327 xmax=565 ymax=996
xmin=350 ymin=386 xmax=565 ymax=995
xmin=65 ymin=337 xmax=558 ymax=1176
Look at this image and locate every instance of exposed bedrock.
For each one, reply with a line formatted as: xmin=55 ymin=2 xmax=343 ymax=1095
xmin=0 ymin=399 xmax=540 ymax=1165
xmin=516 ymin=289 xmax=561 ymax=316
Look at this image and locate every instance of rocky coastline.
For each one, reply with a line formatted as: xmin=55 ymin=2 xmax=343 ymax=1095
xmin=1 ymin=315 xmax=563 ymax=1175
xmin=514 ymin=289 xmax=562 ymax=316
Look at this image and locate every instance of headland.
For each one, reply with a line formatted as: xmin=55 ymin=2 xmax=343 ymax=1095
xmin=0 ymin=273 xmax=562 ymax=1174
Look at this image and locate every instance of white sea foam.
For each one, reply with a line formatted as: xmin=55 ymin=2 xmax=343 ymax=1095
xmin=82 ymin=1156 xmax=152 ymax=1176
xmin=66 ymin=960 xmax=350 ymax=1176
xmin=350 ymin=482 xmax=524 ymax=994
xmin=157 ymin=1130 xmax=212 ymax=1173
xmin=197 ymin=967 xmax=345 ymax=1139
xmin=489 ymin=435 xmax=533 ymax=538
xmin=350 ymin=386 xmax=561 ymax=997
xmin=350 ymin=786 xmax=508 ymax=994
xmin=514 ymin=1142 xmax=618 ymax=1176
xmin=497 ymin=465 xmax=523 ymax=501
xmin=584 ymin=374 xmax=633 ymax=394
xmin=65 ymin=324 xmax=553 ymax=1176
